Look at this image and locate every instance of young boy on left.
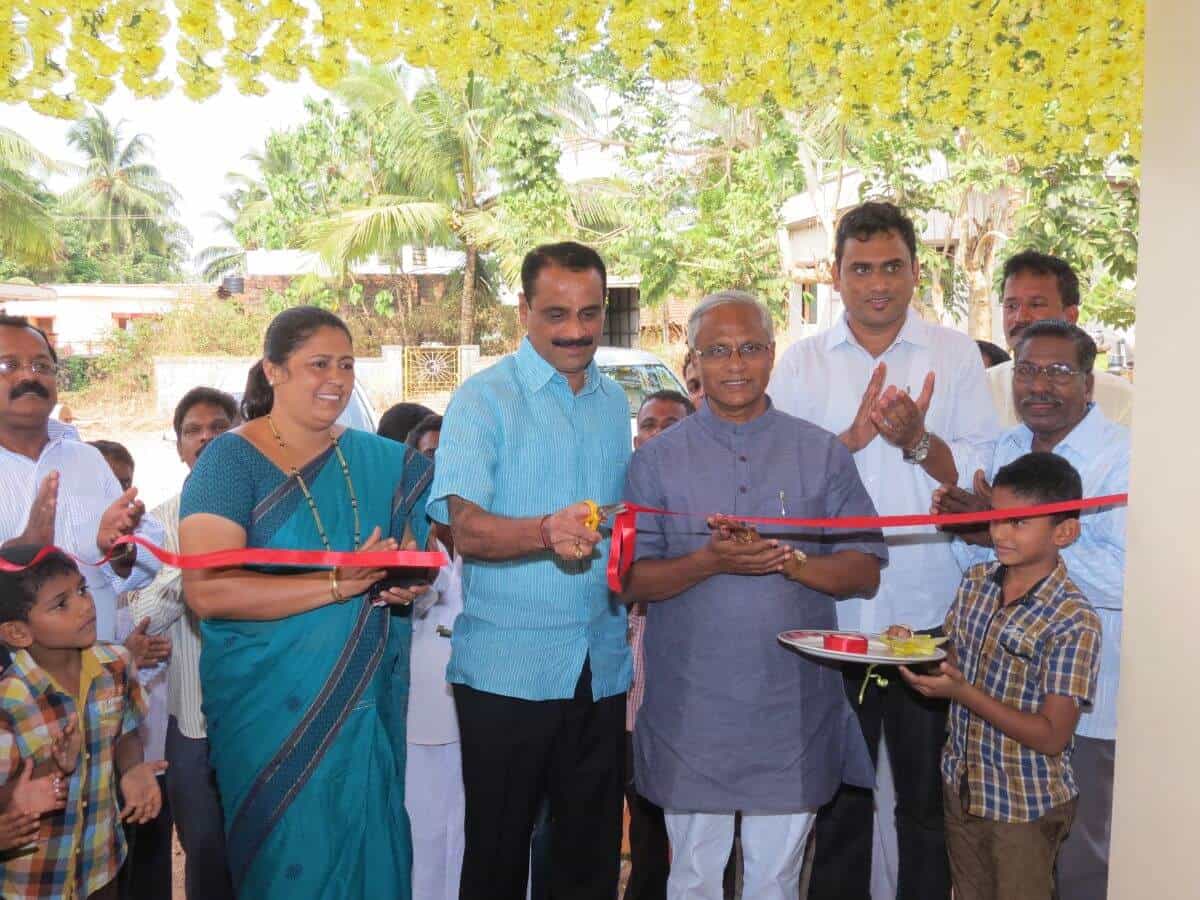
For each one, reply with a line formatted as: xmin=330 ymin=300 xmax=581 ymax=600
xmin=0 ymin=544 xmax=166 ymax=900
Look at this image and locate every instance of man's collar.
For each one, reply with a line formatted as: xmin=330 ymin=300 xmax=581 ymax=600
xmin=514 ymin=336 xmax=602 ymax=396
xmin=824 ymin=309 xmax=931 ymax=352
xmin=696 ymin=395 xmax=776 ymax=437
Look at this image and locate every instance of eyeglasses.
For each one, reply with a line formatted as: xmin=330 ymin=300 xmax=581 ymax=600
xmin=0 ymin=358 xmax=58 ymax=377
xmin=695 ymin=342 xmax=773 ymax=361
xmin=1012 ymin=362 xmax=1086 ymax=385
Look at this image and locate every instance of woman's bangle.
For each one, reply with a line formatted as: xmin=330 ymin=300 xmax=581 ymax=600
xmin=329 ymin=567 xmax=344 ymax=603
xmin=538 ymin=515 xmax=552 ymax=551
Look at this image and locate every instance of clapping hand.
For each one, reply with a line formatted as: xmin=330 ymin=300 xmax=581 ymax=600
xmin=50 ymin=714 xmax=82 ymax=776
xmin=8 ymin=757 xmax=67 ymax=817
xmin=119 ymin=761 xmax=168 ymax=825
xmin=96 ymin=487 xmax=145 ymax=556
xmin=15 ymin=472 xmax=59 ymax=548
xmin=840 ymin=363 xmax=887 ymax=453
xmin=872 ymin=372 xmax=934 ymax=452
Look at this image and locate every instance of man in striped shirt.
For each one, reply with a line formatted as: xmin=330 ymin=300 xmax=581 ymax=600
xmin=126 ymin=387 xmax=237 ymax=900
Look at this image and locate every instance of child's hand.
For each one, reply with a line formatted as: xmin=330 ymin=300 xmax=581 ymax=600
xmin=0 ymin=806 xmax=41 ymax=851
xmin=50 ymin=714 xmax=81 ymax=776
xmin=8 ymin=758 xmax=67 ymax=816
xmin=119 ymin=761 xmax=168 ymax=825
xmin=899 ymin=661 xmax=967 ymax=700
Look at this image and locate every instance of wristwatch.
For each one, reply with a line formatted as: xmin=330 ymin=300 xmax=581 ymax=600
xmin=903 ymin=431 xmax=932 ymax=464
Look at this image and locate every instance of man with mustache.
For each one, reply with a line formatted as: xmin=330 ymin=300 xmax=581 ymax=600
xmin=0 ymin=314 xmax=164 ymax=645
xmin=932 ymin=320 xmax=1128 ymax=900
xmin=988 ymin=251 xmax=1133 ymax=426
xmin=125 ymin=386 xmax=238 ymax=900
xmin=428 ymin=242 xmax=631 ymax=900
xmin=769 ymin=202 xmax=999 ymax=900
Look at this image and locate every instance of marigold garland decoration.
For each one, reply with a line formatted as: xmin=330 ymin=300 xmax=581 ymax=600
xmin=0 ymin=0 xmax=1143 ymax=160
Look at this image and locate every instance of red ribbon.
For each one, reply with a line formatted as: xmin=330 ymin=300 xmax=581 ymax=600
xmin=0 ymin=534 xmax=449 ymax=574
xmin=607 ymin=493 xmax=1128 ymax=592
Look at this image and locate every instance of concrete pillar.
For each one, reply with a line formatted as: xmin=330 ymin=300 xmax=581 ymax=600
xmin=1108 ymin=2 xmax=1200 ymax=896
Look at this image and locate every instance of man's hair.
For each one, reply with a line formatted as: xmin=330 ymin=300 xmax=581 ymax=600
xmin=407 ymin=413 xmax=443 ymax=450
xmin=976 ymin=339 xmax=1012 ymax=368
xmin=520 ymin=241 xmax=607 ymax=307
xmin=681 ymin=348 xmax=698 ymax=377
xmin=1001 ymin=250 xmax=1080 ymax=308
xmin=173 ymin=386 xmax=237 ymax=439
xmin=87 ymin=439 xmax=134 ymax=471
xmin=1013 ymin=319 xmax=1098 ymax=373
xmin=834 ymin=201 xmax=918 ymax=267
xmin=0 ymin=314 xmax=58 ymax=363
xmin=686 ymin=290 xmax=774 ymax=347
xmin=993 ymin=452 xmax=1084 ymax=521
xmin=0 ymin=546 xmax=80 ymax=625
xmin=638 ymin=390 xmax=695 ymax=419
xmin=377 ymin=402 xmax=435 ymax=444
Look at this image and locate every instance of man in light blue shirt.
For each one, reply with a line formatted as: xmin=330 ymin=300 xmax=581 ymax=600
xmin=428 ymin=242 xmax=631 ymax=900
xmin=934 ymin=319 xmax=1127 ymax=900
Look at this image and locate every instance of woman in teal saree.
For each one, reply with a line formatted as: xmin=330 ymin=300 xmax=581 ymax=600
xmin=180 ymin=307 xmax=434 ymax=898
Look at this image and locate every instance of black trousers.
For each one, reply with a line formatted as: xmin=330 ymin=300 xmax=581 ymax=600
xmin=624 ymin=731 xmax=669 ymax=900
xmin=164 ymin=717 xmax=235 ymax=900
xmin=455 ymin=658 xmax=626 ymax=900
xmin=809 ymin=648 xmax=951 ymax=900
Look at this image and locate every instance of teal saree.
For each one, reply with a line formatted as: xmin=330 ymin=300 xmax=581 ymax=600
xmin=180 ymin=429 xmax=433 ymax=898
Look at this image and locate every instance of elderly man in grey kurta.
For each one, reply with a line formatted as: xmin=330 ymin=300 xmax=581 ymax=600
xmin=622 ymin=291 xmax=887 ymax=900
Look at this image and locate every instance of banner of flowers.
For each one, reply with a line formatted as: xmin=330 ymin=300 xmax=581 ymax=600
xmin=0 ymin=0 xmax=1143 ymax=160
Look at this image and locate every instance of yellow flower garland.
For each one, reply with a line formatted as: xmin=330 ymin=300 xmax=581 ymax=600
xmin=0 ymin=0 xmax=1143 ymax=160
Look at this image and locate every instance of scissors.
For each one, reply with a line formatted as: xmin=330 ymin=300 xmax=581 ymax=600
xmin=584 ymin=501 xmax=627 ymax=531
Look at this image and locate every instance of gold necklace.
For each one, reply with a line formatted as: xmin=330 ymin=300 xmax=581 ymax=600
xmin=266 ymin=414 xmax=361 ymax=550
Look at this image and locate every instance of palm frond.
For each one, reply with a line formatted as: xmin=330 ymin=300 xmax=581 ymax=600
xmin=302 ymin=198 xmax=454 ymax=271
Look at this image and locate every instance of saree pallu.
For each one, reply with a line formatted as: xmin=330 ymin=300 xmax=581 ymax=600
xmin=182 ymin=430 xmax=433 ymax=898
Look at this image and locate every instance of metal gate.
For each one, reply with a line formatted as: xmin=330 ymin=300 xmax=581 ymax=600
xmin=403 ymin=346 xmax=460 ymax=400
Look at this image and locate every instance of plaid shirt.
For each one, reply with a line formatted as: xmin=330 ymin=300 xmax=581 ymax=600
xmin=942 ymin=560 xmax=1101 ymax=823
xmin=0 ymin=643 xmax=146 ymax=899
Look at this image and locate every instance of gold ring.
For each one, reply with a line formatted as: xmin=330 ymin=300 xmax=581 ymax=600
xmin=575 ymin=542 xmax=584 ymax=559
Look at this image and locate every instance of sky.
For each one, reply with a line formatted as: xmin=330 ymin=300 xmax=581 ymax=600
xmin=4 ymin=77 xmax=325 ymax=272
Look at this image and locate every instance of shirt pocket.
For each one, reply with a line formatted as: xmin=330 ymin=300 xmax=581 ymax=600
xmin=994 ymin=624 xmax=1043 ymax=707
xmin=94 ymin=689 xmax=126 ymax=738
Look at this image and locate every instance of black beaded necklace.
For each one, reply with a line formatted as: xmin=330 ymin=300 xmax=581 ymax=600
xmin=266 ymin=414 xmax=361 ymax=550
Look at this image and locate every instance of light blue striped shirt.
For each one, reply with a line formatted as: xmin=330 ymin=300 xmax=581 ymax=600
xmin=428 ymin=338 xmax=633 ymax=701
xmin=954 ymin=404 xmax=1128 ymax=740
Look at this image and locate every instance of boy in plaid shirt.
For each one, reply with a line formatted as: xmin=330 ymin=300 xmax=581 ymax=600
xmin=0 ymin=545 xmax=166 ymax=899
xmin=897 ymin=453 xmax=1101 ymax=899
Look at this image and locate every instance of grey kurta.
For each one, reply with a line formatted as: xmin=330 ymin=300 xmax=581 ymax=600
xmin=625 ymin=400 xmax=885 ymax=812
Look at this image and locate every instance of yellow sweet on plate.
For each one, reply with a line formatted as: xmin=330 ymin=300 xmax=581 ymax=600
xmin=879 ymin=634 xmax=950 ymax=658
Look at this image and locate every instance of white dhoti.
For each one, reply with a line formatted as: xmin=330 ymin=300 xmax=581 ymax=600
xmin=665 ymin=810 xmax=816 ymax=900
xmin=405 ymin=741 xmax=466 ymax=900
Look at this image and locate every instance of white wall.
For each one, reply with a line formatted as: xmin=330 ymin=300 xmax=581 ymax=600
xmin=1108 ymin=2 xmax=1200 ymax=896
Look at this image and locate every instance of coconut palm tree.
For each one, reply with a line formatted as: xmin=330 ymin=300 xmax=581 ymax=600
xmin=60 ymin=109 xmax=182 ymax=261
xmin=0 ymin=127 xmax=62 ymax=267
xmin=305 ymin=65 xmax=628 ymax=343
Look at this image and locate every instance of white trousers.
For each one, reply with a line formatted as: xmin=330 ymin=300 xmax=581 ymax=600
xmin=405 ymin=741 xmax=466 ymax=900
xmin=664 ymin=809 xmax=816 ymax=900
